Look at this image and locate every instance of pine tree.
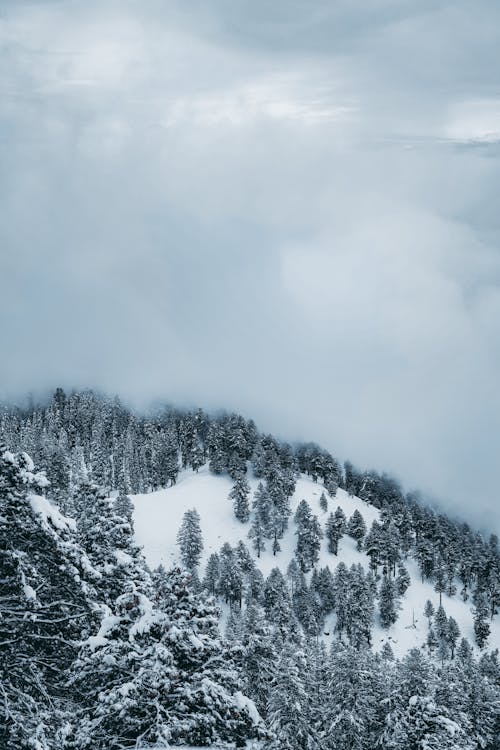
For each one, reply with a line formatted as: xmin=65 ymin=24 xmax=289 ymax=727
xmin=0 ymin=449 xmax=96 ymax=750
xmin=69 ymin=590 xmax=175 ymax=749
xmin=248 ymin=511 xmax=267 ymax=557
xmin=446 ymin=616 xmax=460 ymax=659
xmin=218 ymin=543 xmax=243 ymax=607
xmin=383 ymin=694 xmax=473 ymax=750
xmin=176 ymin=508 xmax=203 ymax=570
xmin=434 ymin=557 xmax=447 ymax=606
xmin=364 ymin=520 xmax=383 ymax=571
xmin=235 ymin=539 xmax=255 ymax=575
xmin=319 ymin=491 xmax=328 ymax=513
xmin=346 ymin=564 xmax=375 ymax=648
xmin=473 ymin=591 xmax=491 ymax=648
xmin=332 ymin=562 xmax=350 ymax=638
xmin=313 ymin=566 xmax=335 ymax=615
xmin=427 ymin=626 xmax=438 ymax=653
xmin=230 ymin=474 xmax=251 ymax=523
xmin=154 ymin=566 xmax=260 ymax=746
xmin=241 ymin=603 xmax=277 ymax=717
xmin=326 ymin=645 xmax=382 ymax=750
xmin=202 ymin=552 xmax=220 ymax=595
xmin=435 ymin=604 xmax=448 ymax=641
xmin=379 ymin=574 xmax=398 ymax=628
xmin=325 ymin=507 xmax=346 ymax=555
xmin=75 ymin=482 xmax=148 ymax=606
xmin=346 ymin=509 xmax=367 ymax=551
xmin=395 ymin=562 xmax=410 ymax=595
xmin=424 ymin=599 xmax=435 ymax=628
xmin=264 ymin=568 xmax=294 ymax=633
xmin=246 ymin=567 xmax=265 ymax=604
xmin=267 ymin=644 xmax=311 ymax=750
xmin=294 ymin=500 xmax=323 ymax=573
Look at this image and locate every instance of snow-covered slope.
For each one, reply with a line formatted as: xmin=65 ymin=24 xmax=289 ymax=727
xmin=132 ymin=465 xmax=500 ymax=658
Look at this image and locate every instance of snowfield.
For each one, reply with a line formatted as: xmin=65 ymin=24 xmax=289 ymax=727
xmin=133 ymin=465 xmax=500 ymax=658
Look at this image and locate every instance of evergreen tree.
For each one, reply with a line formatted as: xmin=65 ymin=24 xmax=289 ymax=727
xmin=319 ymin=491 xmax=328 ymax=513
xmin=202 ymin=552 xmax=220 ymax=595
xmin=267 ymin=644 xmax=311 ymax=750
xmin=325 ymin=507 xmax=346 ymax=555
xmin=264 ymin=568 xmax=294 ymax=633
xmin=313 ymin=566 xmax=335 ymax=615
xmin=379 ymin=574 xmax=398 ymax=628
xmin=346 ymin=509 xmax=367 ymax=551
xmin=346 ymin=564 xmax=375 ymax=648
xmin=473 ymin=591 xmax=491 ymax=648
xmin=240 ymin=603 xmax=277 ymax=717
xmin=426 ymin=626 xmax=438 ymax=653
xmin=424 ymin=599 xmax=435 ymax=628
xmin=446 ymin=616 xmax=460 ymax=659
xmin=0 ymin=449 xmax=96 ymax=750
xmin=364 ymin=520 xmax=383 ymax=571
xmin=434 ymin=557 xmax=447 ymax=606
xmin=176 ymin=508 xmax=203 ymax=570
xmin=230 ymin=474 xmax=251 ymax=523
xmin=332 ymin=562 xmax=350 ymax=638
xmin=326 ymin=645 xmax=382 ymax=750
xmin=248 ymin=511 xmax=267 ymax=558
xmin=294 ymin=500 xmax=323 ymax=573
xmin=69 ymin=590 xmax=175 ymax=749
xmin=218 ymin=543 xmax=244 ymax=608
xmin=435 ymin=604 xmax=448 ymax=641
xmin=395 ymin=562 xmax=411 ymax=595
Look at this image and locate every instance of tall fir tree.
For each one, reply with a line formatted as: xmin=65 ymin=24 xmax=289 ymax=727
xmin=176 ymin=508 xmax=204 ymax=570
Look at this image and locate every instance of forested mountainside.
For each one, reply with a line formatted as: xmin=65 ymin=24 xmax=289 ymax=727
xmin=1 ymin=388 xmax=499 ymax=749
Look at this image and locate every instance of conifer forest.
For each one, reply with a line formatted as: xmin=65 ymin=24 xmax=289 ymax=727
xmin=1 ymin=390 xmax=499 ymax=748
xmin=3 ymin=1 xmax=500 ymax=748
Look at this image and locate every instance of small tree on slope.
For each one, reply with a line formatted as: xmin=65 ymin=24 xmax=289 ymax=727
xmin=177 ymin=508 xmax=204 ymax=570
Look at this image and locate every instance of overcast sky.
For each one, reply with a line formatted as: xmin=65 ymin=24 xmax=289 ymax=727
xmin=1 ymin=0 xmax=500 ymax=530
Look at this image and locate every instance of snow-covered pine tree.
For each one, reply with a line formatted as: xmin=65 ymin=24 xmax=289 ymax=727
xmin=154 ymin=566 xmax=260 ymax=746
xmin=346 ymin=564 xmax=375 ymax=648
xmin=202 ymin=552 xmax=220 ymax=595
xmin=325 ymin=506 xmax=346 ymax=555
xmin=473 ymin=590 xmax=491 ymax=648
xmin=267 ymin=643 xmax=312 ymax=750
xmin=424 ymin=599 xmax=435 ymax=628
xmin=319 ymin=491 xmax=328 ymax=513
xmin=76 ymin=482 xmax=150 ymax=606
xmin=248 ymin=481 xmax=271 ymax=557
xmin=218 ymin=543 xmax=244 ymax=607
xmin=68 ymin=589 xmax=175 ymax=749
xmin=326 ymin=644 xmax=383 ymax=750
xmin=294 ymin=500 xmax=322 ymax=573
xmin=379 ymin=574 xmax=398 ymax=628
xmin=395 ymin=562 xmax=411 ymax=595
xmin=176 ymin=508 xmax=204 ymax=570
xmin=241 ymin=602 xmax=277 ymax=718
xmin=0 ymin=449 xmax=96 ymax=750
xmin=230 ymin=474 xmax=251 ymax=523
xmin=346 ymin=509 xmax=367 ymax=551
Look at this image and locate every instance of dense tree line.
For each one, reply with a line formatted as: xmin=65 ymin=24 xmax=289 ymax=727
xmin=1 ymin=389 xmax=500 ymax=748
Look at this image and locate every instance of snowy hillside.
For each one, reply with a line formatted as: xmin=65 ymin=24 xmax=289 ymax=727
xmin=133 ymin=465 xmax=499 ymax=658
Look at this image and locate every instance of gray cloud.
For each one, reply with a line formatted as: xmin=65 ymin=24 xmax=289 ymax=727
xmin=1 ymin=0 xmax=500 ymax=531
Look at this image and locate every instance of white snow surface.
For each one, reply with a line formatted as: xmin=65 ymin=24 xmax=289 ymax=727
xmin=133 ymin=465 xmax=500 ymax=658
xmin=29 ymin=493 xmax=76 ymax=532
